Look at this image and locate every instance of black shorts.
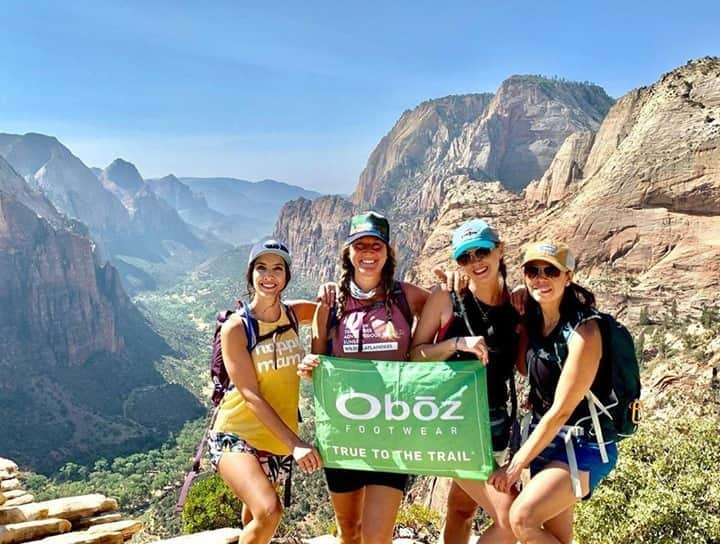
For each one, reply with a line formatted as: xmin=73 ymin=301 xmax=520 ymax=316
xmin=324 ymin=467 xmax=408 ymax=494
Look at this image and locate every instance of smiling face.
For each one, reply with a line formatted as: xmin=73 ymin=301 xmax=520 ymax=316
xmin=524 ymin=259 xmax=572 ymax=306
xmin=348 ymin=236 xmax=388 ymax=280
xmin=457 ymin=243 xmax=504 ymax=289
xmin=250 ymin=253 xmax=288 ymax=297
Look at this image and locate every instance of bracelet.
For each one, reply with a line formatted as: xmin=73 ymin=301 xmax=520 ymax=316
xmin=454 ymin=336 xmax=459 ymax=351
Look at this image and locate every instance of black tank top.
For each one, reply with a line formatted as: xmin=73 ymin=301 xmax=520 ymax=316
xmin=527 ymin=307 xmax=616 ymax=440
xmin=438 ymin=292 xmax=520 ymax=411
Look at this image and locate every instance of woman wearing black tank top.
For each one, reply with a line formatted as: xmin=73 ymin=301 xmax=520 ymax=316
xmin=489 ymin=241 xmax=618 ymax=544
xmin=410 ymin=219 xmax=525 ymax=544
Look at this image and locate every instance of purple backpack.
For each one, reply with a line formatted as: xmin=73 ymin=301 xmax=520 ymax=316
xmin=210 ymin=300 xmax=299 ymax=406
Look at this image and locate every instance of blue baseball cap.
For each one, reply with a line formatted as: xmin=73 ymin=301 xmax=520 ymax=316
xmin=248 ymin=239 xmax=292 ymax=267
xmin=451 ymin=220 xmax=500 ymax=260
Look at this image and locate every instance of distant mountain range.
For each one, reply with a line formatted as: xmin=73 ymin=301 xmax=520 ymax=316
xmin=0 ymin=158 xmax=204 ymax=471
xmin=146 ymin=175 xmax=321 ymax=246
xmin=0 ymin=131 xmax=323 ymax=470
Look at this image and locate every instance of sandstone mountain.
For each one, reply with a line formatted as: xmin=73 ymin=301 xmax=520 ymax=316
xmin=0 ymin=135 xmax=230 ymax=290
xmin=98 ymin=161 xmax=224 ymax=276
xmin=0 ymin=164 xmax=203 ymax=471
xmin=275 ymin=76 xmax=613 ymax=280
xmin=0 ymin=133 xmax=130 ymax=244
xmin=405 ymin=57 xmax=720 ymax=519
xmin=0 ymin=156 xmax=67 ymax=230
xmin=99 ymin=158 xmax=145 ymax=205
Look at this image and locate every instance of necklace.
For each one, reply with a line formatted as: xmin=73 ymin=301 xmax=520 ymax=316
xmin=251 ymin=301 xmax=281 ymax=322
xmin=468 ymin=292 xmax=496 ymax=339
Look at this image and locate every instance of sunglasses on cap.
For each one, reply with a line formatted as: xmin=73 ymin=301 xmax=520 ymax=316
xmin=456 ymin=247 xmax=493 ymax=266
xmin=523 ymin=264 xmax=562 ymax=279
xmin=261 ymin=241 xmax=289 ymax=252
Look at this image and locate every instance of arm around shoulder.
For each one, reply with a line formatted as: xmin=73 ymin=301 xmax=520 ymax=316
xmin=409 ymin=287 xmax=454 ymax=361
xmin=403 ymin=282 xmax=431 ymax=317
xmin=287 ymin=300 xmax=317 ymax=325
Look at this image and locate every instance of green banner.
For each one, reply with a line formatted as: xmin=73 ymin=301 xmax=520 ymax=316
xmin=313 ymin=356 xmax=495 ymax=480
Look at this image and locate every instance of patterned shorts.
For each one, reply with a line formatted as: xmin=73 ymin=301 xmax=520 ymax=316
xmin=208 ymin=431 xmax=293 ymax=486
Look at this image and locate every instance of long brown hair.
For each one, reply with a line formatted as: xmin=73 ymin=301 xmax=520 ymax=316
xmin=336 ymin=243 xmax=400 ymax=337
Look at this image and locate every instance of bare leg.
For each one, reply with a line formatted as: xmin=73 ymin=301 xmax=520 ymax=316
xmin=442 ymin=481 xmax=477 ymax=544
xmin=509 ymin=462 xmax=588 ymax=544
xmin=330 ymin=488 xmax=365 ymax=544
xmin=455 ymin=479 xmax=516 ymax=544
xmin=360 ymin=485 xmax=403 ymax=544
xmin=542 ymin=506 xmax=574 ymax=544
xmin=217 ymin=452 xmax=282 ymax=544
xmin=242 ymin=504 xmax=252 ymax=528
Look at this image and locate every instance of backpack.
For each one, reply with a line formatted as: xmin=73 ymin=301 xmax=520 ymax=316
xmin=210 ymin=301 xmax=299 ymax=406
xmin=326 ymin=281 xmax=413 ymax=353
xmin=592 ymin=312 xmax=642 ymax=439
xmin=176 ymin=300 xmax=299 ymax=513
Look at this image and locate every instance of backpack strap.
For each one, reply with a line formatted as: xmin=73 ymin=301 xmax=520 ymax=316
xmin=284 ymin=303 xmax=299 ymax=334
xmin=392 ymin=281 xmax=414 ymax=328
xmin=236 ymin=301 xmax=259 ymax=351
xmin=176 ymin=407 xmax=221 ymax=512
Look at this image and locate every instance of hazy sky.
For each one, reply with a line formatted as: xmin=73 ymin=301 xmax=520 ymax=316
xmin=2 ymin=1 xmax=718 ymax=193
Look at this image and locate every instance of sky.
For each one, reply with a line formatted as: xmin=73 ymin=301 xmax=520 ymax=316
xmin=1 ymin=1 xmax=719 ymax=194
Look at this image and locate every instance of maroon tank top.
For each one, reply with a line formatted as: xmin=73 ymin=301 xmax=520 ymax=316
xmin=330 ymin=288 xmax=413 ymax=361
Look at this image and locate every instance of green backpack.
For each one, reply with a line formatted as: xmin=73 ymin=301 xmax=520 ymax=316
xmin=592 ymin=313 xmax=642 ymax=439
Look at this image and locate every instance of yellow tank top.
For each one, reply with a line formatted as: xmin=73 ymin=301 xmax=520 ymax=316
xmin=213 ymin=306 xmax=304 ymax=455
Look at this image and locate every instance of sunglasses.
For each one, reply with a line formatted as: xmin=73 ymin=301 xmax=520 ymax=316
xmin=456 ymin=247 xmax=493 ymax=266
xmin=262 ymin=241 xmax=289 ymax=253
xmin=523 ymin=264 xmax=562 ymax=279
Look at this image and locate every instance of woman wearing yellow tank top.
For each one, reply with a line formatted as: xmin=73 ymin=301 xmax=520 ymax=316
xmin=209 ymin=240 xmax=323 ymax=544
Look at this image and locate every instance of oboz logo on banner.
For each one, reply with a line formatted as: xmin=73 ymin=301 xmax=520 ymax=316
xmin=336 ymin=392 xmax=464 ymax=421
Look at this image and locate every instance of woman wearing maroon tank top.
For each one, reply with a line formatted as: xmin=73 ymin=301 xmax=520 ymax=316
xmin=299 ymin=211 xmax=429 ymax=544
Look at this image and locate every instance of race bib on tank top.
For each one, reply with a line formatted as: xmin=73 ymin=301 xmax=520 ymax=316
xmin=331 ymin=293 xmax=412 ymax=361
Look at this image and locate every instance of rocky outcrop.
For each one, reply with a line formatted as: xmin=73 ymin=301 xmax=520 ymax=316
xmin=353 ymin=77 xmax=612 ymax=210
xmin=524 ymin=131 xmax=595 ymax=207
xmin=273 ymin=196 xmax=355 ymax=282
xmin=0 ymin=170 xmax=202 ymax=470
xmin=443 ymin=76 xmax=612 ymax=192
xmin=523 ymin=58 xmax=720 ymax=305
xmin=0 ymin=193 xmax=123 ymax=369
xmin=0 ymin=141 xmax=227 ymax=289
xmin=353 ymin=94 xmax=493 ymax=208
xmin=0 ymin=133 xmax=130 ymax=242
xmin=0 ymin=157 xmax=66 ymax=229
xmin=0 ymin=459 xmax=141 ymax=544
xmin=99 ymin=159 xmax=144 ymax=201
xmin=278 ymin=77 xmax=613 ymax=284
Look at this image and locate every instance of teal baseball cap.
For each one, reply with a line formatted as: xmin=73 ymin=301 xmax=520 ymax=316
xmin=452 ymin=219 xmax=500 ymax=260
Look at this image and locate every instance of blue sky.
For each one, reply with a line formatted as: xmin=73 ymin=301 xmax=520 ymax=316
xmin=1 ymin=1 xmax=718 ymax=193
